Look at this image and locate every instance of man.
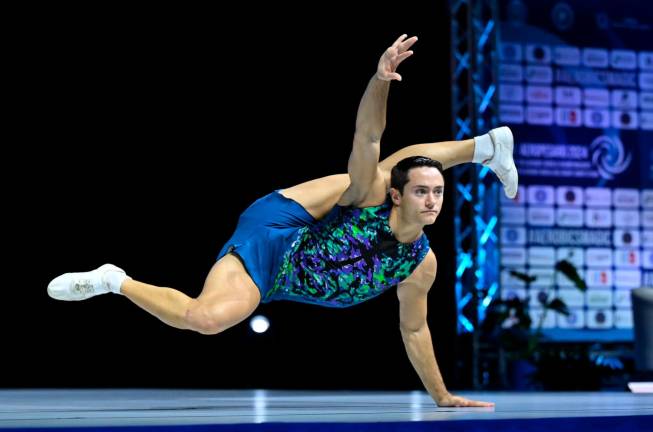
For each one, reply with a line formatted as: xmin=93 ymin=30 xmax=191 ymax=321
xmin=48 ymin=34 xmax=515 ymax=407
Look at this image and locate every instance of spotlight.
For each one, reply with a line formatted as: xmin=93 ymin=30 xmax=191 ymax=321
xmin=249 ymin=315 xmax=270 ymax=333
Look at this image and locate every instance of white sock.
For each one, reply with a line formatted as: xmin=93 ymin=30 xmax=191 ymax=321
xmin=473 ymin=133 xmax=494 ymax=164
xmin=105 ymin=271 xmax=131 ymax=295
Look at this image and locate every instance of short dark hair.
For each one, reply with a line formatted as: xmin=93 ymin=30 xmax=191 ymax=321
xmin=390 ymin=156 xmax=444 ymax=194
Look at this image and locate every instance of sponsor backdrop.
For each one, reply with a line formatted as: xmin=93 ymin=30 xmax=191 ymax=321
xmin=498 ymin=0 xmax=653 ymax=339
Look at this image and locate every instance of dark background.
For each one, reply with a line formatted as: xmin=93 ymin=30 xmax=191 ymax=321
xmin=9 ymin=3 xmax=463 ymax=391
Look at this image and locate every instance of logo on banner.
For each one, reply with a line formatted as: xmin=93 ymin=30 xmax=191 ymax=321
xmin=551 ymin=2 xmax=574 ymax=31
xmin=590 ymin=135 xmax=632 ymax=180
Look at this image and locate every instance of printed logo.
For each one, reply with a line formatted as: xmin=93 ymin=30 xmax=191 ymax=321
xmin=500 ymin=84 xmax=524 ymax=102
xmin=556 ymin=186 xmax=583 ymax=206
xmin=639 ymin=52 xmax=653 ymax=71
xmin=583 ymin=48 xmax=609 ymax=68
xmin=586 ymin=248 xmax=613 ymax=267
xmin=526 ymin=45 xmax=552 ymax=64
xmin=525 ymin=66 xmax=553 ymax=83
xmin=583 ymin=88 xmax=610 ymax=107
xmin=551 ymin=2 xmax=574 ymax=31
xmin=590 ymin=135 xmax=632 ymax=180
xmin=614 ymin=310 xmax=633 ymax=329
xmin=583 ymin=109 xmax=610 ymax=128
xmin=527 ymin=85 xmax=553 ymax=104
xmin=610 ymin=50 xmax=637 ymax=70
xmin=501 ymin=206 xmax=526 ymax=224
xmin=640 ymin=73 xmax=653 ymax=90
xmin=585 ymin=208 xmax=612 ymax=227
xmin=528 ymin=186 xmax=555 ymax=205
xmin=643 ymin=190 xmax=653 ymax=208
xmin=611 ymin=90 xmax=638 ymax=109
xmin=500 ymin=42 xmax=522 ymax=63
xmin=556 ymin=107 xmax=582 ymax=127
xmin=527 ymin=207 xmax=555 ymax=226
xmin=500 ymin=64 xmax=523 ymax=82
xmin=555 ymin=86 xmax=581 ymax=105
xmin=584 ymin=187 xmax=612 ymax=207
xmin=611 ymin=111 xmax=638 ymax=130
xmin=642 ymin=250 xmax=653 ymax=269
xmin=643 ymin=211 xmax=653 ymax=228
xmin=554 ymin=46 xmax=580 ymax=66
xmin=500 ymin=104 xmax=524 ymax=124
xmin=501 ymin=247 xmax=527 ymax=265
xmin=614 ymin=249 xmax=640 ymax=268
xmin=587 ymin=290 xmax=613 ymax=308
xmin=640 ymin=92 xmax=653 ymax=110
xmin=614 ymin=188 xmax=640 ymax=208
xmin=526 ymin=106 xmax=553 ymax=125
xmin=613 ymin=209 xmax=640 ymax=227
xmin=614 ymin=269 xmax=642 ymax=289
xmin=614 ymin=229 xmax=640 ymax=247
xmin=640 ymin=111 xmax=653 ymax=130
xmin=556 ymin=208 xmax=584 ymax=227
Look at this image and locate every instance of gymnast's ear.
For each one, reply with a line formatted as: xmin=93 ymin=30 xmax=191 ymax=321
xmin=390 ymin=188 xmax=402 ymax=205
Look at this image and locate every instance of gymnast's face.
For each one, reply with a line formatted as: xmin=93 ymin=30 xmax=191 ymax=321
xmin=392 ymin=166 xmax=444 ymax=225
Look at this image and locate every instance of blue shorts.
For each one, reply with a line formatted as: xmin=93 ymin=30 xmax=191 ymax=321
xmin=217 ymin=191 xmax=317 ymax=301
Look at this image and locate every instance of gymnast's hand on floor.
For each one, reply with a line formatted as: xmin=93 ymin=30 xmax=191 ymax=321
xmin=376 ymin=34 xmax=418 ymax=82
xmin=436 ymin=393 xmax=495 ymax=408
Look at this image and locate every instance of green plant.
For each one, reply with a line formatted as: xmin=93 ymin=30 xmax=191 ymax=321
xmin=483 ymin=259 xmax=587 ymax=361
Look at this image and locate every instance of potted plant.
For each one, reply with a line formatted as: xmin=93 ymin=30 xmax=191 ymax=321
xmin=482 ymin=259 xmax=588 ymax=389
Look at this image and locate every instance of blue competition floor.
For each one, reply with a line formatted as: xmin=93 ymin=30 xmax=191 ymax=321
xmin=0 ymin=389 xmax=651 ymax=431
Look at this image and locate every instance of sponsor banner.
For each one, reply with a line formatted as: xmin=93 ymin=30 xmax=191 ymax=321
xmin=557 ymin=268 xmax=585 ymax=287
xmin=614 ymin=290 xmax=632 ymax=307
xmin=499 ymin=104 xmax=525 ymax=124
xmin=556 ymin=247 xmax=585 ymax=267
xmin=501 ymin=226 xmax=527 ymax=245
xmin=498 ymin=0 xmax=653 ymax=333
xmin=613 ymin=209 xmax=640 ymax=227
xmin=585 ymin=247 xmax=614 ymax=267
xmin=610 ymin=50 xmax=637 ymax=70
xmin=501 ymin=268 xmax=527 ymax=287
xmin=643 ymin=190 xmax=653 ymax=208
xmin=501 ymin=206 xmax=527 ymax=224
xmin=639 ymin=51 xmax=653 ymax=71
xmin=613 ymin=229 xmax=640 ymax=247
xmin=614 ymin=309 xmax=634 ymax=328
xmin=528 ymin=207 xmax=555 ymax=226
xmin=501 ymin=247 xmax=527 ymax=265
xmin=643 ymin=230 xmax=653 ymax=247
xmin=526 ymin=44 xmax=552 ymax=64
xmin=642 ymin=210 xmax=653 ymax=228
xmin=556 ymin=207 xmax=584 ymax=227
xmin=528 ymin=246 xmax=556 ymax=266
xmin=614 ymin=269 xmax=642 ymax=288
xmin=500 ymin=64 xmax=523 ymax=82
xmin=643 ymin=249 xmax=653 ymax=269
xmin=586 ymin=269 xmax=613 ymax=287
xmin=585 ymin=187 xmax=612 ymax=207
xmin=614 ymin=248 xmax=641 ymax=268
xmin=583 ymin=108 xmax=610 ymax=128
xmin=558 ymin=288 xmax=586 ymax=307
xmin=585 ymin=208 xmax=612 ymax=227
xmin=587 ymin=309 xmax=613 ymax=329
xmin=554 ymin=46 xmax=581 ymax=66
xmin=557 ymin=308 xmax=585 ymax=328
xmin=586 ymin=289 xmax=613 ymax=308
xmin=583 ymin=48 xmax=609 ymax=68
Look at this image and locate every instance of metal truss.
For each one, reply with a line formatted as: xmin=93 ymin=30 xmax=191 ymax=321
xmin=449 ymin=0 xmax=501 ymax=388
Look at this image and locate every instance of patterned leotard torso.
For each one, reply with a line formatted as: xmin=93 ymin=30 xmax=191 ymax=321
xmin=267 ymin=199 xmax=430 ymax=307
